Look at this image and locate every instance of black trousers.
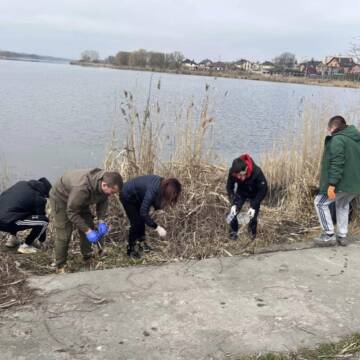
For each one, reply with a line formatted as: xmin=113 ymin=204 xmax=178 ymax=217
xmin=120 ymin=198 xmax=146 ymax=249
xmin=0 ymin=215 xmax=49 ymax=245
xmin=230 ymin=195 xmax=260 ymax=236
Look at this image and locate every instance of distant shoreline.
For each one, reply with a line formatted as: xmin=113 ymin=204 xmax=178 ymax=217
xmin=70 ymin=60 xmax=360 ymax=89
xmin=0 ymin=56 xmax=70 ymax=65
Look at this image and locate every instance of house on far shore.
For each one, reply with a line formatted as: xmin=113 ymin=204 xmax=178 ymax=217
xmin=350 ymin=64 xmax=360 ymax=74
xmin=234 ymin=59 xmax=253 ymax=72
xmin=298 ymin=59 xmax=322 ymax=76
xmin=325 ymin=56 xmax=355 ymax=74
xmin=182 ymin=59 xmax=198 ymax=70
xmin=209 ymin=61 xmax=226 ymax=71
xmin=260 ymin=61 xmax=275 ymax=74
xmin=251 ymin=62 xmax=261 ymax=72
xmin=198 ymin=59 xmax=213 ymax=70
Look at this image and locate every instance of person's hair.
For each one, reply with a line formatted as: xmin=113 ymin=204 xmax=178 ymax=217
xmin=160 ymin=178 xmax=182 ymax=207
xmin=231 ymin=158 xmax=246 ymax=174
xmin=328 ymin=115 xmax=347 ymax=132
xmin=102 ymin=171 xmax=123 ymax=190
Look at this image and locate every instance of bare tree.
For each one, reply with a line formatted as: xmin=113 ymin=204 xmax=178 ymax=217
xmin=148 ymin=52 xmax=166 ymax=68
xmin=115 ymin=51 xmax=130 ymax=66
xmin=350 ymin=36 xmax=360 ymax=63
xmin=80 ymin=50 xmax=100 ymax=62
xmin=129 ymin=49 xmax=147 ymax=67
xmin=165 ymin=51 xmax=185 ymax=69
xmin=273 ymin=52 xmax=297 ymax=68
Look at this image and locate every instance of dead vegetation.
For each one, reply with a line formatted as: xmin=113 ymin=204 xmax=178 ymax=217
xmin=1 ymin=85 xmax=359 ymax=310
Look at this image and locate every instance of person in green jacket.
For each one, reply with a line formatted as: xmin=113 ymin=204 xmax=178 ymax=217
xmin=314 ymin=116 xmax=360 ymax=246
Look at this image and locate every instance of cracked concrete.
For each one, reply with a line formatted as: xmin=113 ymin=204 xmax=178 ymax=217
xmin=1 ymin=242 xmax=360 ymax=359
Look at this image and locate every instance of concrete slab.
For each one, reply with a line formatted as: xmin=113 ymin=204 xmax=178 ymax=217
xmin=1 ymin=242 xmax=360 ymax=360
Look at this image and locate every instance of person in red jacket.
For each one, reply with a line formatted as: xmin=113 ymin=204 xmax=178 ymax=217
xmin=226 ymin=154 xmax=268 ymax=240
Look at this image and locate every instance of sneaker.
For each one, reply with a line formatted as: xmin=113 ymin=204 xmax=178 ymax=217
xmin=17 ymin=243 xmax=38 ymax=254
xmin=5 ymin=235 xmax=21 ymax=248
xmin=229 ymin=232 xmax=238 ymax=241
xmin=314 ymin=233 xmax=337 ymax=247
xmin=336 ymin=236 xmax=348 ymax=247
xmin=127 ymin=246 xmax=141 ymax=259
xmin=142 ymin=242 xmax=152 ymax=253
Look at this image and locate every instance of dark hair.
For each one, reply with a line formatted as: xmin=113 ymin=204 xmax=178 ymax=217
xmin=103 ymin=171 xmax=123 ymax=190
xmin=231 ymin=158 xmax=246 ymax=173
xmin=328 ymin=115 xmax=347 ymax=132
xmin=160 ymin=178 xmax=182 ymax=207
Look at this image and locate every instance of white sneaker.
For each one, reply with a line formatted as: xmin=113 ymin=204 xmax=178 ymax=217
xmin=314 ymin=233 xmax=337 ymax=247
xmin=17 ymin=243 xmax=38 ymax=254
xmin=5 ymin=235 xmax=21 ymax=248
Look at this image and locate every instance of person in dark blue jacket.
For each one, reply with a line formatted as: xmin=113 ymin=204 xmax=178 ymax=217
xmin=0 ymin=178 xmax=52 ymax=253
xmin=120 ymin=175 xmax=182 ymax=259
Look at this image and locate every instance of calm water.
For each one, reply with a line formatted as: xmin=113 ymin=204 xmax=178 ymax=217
xmin=1 ymin=59 xmax=360 ymax=182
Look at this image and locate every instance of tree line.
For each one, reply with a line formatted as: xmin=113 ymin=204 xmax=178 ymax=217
xmin=81 ymin=49 xmax=185 ymax=69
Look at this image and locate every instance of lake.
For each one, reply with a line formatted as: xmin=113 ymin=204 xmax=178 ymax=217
xmin=1 ymin=59 xmax=359 ymax=182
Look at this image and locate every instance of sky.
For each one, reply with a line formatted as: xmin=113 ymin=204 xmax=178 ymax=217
xmin=0 ymin=0 xmax=359 ymax=62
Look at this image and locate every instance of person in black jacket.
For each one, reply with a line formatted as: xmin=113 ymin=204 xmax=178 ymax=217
xmin=0 ymin=178 xmax=52 ymax=253
xmin=226 ymin=154 xmax=268 ymax=240
xmin=120 ymin=175 xmax=182 ymax=259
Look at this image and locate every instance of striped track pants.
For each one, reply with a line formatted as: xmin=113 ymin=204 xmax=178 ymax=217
xmin=12 ymin=215 xmax=49 ymax=245
xmin=314 ymin=192 xmax=356 ymax=237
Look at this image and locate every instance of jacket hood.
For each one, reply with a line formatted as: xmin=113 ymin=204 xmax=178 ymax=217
xmin=334 ymin=125 xmax=360 ymax=142
xmin=87 ymin=168 xmax=107 ymax=193
xmin=231 ymin=154 xmax=255 ymax=180
xmin=28 ymin=178 xmax=52 ymax=197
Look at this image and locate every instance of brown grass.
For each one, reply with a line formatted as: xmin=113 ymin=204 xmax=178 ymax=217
xmin=1 ymin=87 xmax=359 ymax=308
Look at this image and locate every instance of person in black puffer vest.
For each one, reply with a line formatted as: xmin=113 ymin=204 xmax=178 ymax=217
xmin=226 ymin=154 xmax=268 ymax=240
xmin=120 ymin=175 xmax=182 ymax=259
xmin=0 ymin=177 xmax=52 ymax=254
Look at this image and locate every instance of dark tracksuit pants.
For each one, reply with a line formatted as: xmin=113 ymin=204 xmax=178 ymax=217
xmin=230 ymin=195 xmax=260 ymax=236
xmin=120 ymin=198 xmax=146 ymax=250
xmin=0 ymin=215 xmax=49 ymax=245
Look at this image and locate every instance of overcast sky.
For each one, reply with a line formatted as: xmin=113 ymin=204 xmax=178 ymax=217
xmin=0 ymin=0 xmax=359 ymax=62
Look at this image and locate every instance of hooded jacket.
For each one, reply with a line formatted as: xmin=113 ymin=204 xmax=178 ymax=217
xmin=120 ymin=175 xmax=163 ymax=228
xmin=226 ymin=154 xmax=268 ymax=209
xmin=0 ymin=178 xmax=52 ymax=226
xmin=51 ymin=168 xmax=109 ymax=232
xmin=319 ymin=125 xmax=360 ymax=195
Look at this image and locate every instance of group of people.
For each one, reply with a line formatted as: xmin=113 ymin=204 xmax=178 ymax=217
xmin=0 ymin=115 xmax=359 ymax=273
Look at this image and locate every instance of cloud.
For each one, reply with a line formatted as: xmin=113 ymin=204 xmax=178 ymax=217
xmin=0 ymin=0 xmax=359 ymax=60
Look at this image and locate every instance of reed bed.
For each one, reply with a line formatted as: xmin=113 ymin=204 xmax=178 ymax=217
xmin=1 ymin=86 xmax=359 ymax=310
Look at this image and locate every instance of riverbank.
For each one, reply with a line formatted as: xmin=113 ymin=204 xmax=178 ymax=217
xmin=3 ymin=243 xmax=360 ymax=359
xmin=71 ymin=60 xmax=360 ymax=89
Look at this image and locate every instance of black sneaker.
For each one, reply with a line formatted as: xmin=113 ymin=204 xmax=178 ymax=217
xmin=336 ymin=236 xmax=348 ymax=247
xmin=127 ymin=246 xmax=141 ymax=259
xmin=129 ymin=250 xmax=141 ymax=259
xmin=229 ymin=232 xmax=238 ymax=241
xmin=142 ymin=242 xmax=152 ymax=253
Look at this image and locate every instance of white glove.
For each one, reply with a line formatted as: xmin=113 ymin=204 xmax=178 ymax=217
xmin=226 ymin=205 xmax=237 ymax=224
xmin=156 ymin=226 xmax=167 ymax=237
xmin=247 ymin=208 xmax=255 ymax=219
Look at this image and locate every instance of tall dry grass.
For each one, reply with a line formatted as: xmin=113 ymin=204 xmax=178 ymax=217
xmin=103 ymin=87 xmax=355 ymax=262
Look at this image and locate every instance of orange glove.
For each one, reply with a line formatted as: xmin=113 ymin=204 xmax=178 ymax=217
xmin=327 ymin=185 xmax=336 ymax=200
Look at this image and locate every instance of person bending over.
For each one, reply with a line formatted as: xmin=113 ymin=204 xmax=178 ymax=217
xmin=120 ymin=175 xmax=182 ymax=259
